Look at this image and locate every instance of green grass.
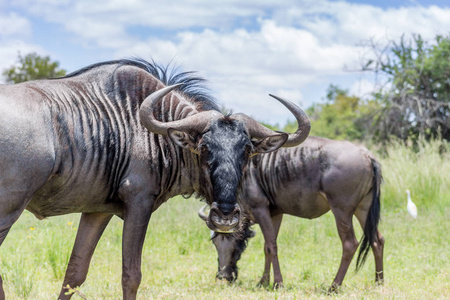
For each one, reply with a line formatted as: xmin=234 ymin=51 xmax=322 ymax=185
xmin=379 ymin=139 xmax=449 ymax=212
xmin=0 ymin=140 xmax=449 ymax=299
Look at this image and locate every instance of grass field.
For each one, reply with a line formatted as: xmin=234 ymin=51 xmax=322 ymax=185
xmin=0 ymin=140 xmax=449 ymax=299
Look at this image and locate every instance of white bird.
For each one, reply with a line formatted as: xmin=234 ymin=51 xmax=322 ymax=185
xmin=405 ymin=189 xmax=418 ymax=219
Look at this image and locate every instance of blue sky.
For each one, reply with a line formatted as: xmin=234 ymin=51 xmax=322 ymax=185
xmin=1 ymin=0 xmax=449 ymax=124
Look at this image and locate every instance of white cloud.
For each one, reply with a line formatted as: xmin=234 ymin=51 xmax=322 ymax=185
xmin=65 ymin=17 xmax=134 ymax=49
xmin=0 ymin=11 xmax=44 ymax=81
xmin=10 ymin=0 xmax=267 ymax=30
xmin=2 ymin=0 xmax=450 ymax=123
xmin=10 ymin=1 xmax=450 ymax=48
xmin=0 ymin=12 xmax=31 ymax=37
xmin=114 ymin=20 xmax=363 ymax=122
xmin=275 ymin=2 xmax=450 ymax=45
xmin=119 ymin=20 xmax=361 ymax=77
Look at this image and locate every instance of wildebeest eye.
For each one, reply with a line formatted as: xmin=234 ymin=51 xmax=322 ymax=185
xmin=245 ymin=144 xmax=252 ymax=156
xmin=200 ymin=144 xmax=208 ymax=153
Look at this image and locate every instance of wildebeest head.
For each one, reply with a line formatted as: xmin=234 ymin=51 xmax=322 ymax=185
xmin=140 ymin=85 xmax=310 ymax=233
xmin=200 ymin=207 xmax=255 ymax=282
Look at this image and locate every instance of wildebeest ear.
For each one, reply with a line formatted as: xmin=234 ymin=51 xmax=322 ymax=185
xmin=168 ymin=128 xmax=199 ymax=154
xmin=253 ymin=133 xmax=288 ymax=154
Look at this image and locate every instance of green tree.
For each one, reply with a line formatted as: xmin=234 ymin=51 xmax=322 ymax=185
xmin=364 ymin=34 xmax=450 ymax=142
xmin=2 ymin=52 xmax=66 ymax=83
xmin=296 ymin=85 xmax=379 ymax=141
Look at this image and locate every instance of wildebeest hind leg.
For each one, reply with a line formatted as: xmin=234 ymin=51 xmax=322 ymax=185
xmin=58 ymin=212 xmax=113 ymax=300
xmin=329 ymin=207 xmax=358 ymax=293
xmin=355 ymin=207 xmax=385 ymax=284
xmin=372 ymin=230 xmax=384 ymax=283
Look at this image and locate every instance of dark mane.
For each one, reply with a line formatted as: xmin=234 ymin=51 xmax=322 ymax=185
xmin=63 ymin=58 xmax=220 ymax=111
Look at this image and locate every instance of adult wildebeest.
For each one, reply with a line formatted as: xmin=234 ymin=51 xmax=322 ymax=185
xmin=199 ymin=135 xmax=384 ymax=292
xmin=0 ymin=59 xmax=311 ymax=299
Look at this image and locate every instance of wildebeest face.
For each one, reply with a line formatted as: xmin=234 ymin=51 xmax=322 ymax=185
xmin=169 ymin=117 xmax=288 ymax=233
xmin=209 ymin=218 xmax=256 ymax=282
xmin=198 ymin=118 xmax=249 ymax=232
xmin=212 ymin=232 xmax=241 ymax=282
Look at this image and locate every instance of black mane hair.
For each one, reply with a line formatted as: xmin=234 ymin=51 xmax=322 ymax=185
xmin=63 ymin=58 xmax=220 ymax=112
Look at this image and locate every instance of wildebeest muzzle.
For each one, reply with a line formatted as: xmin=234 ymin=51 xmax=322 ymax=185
xmin=199 ymin=203 xmax=240 ymax=233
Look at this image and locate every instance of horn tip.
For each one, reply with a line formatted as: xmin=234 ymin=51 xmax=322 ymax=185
xmin=268 ymin=94 xmax=283 ymax=102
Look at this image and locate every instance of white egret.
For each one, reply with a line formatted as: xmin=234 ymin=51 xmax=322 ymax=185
xmin=405 ymin=189 xmax=418 ymax=219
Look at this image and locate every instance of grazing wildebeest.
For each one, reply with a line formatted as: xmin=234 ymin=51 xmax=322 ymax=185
xmin=199 ymin=135 xmax=384 ymax=292
xmin=0 ymin=59 xmax=311 ymax=300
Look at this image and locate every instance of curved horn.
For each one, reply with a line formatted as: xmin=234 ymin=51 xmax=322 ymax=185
xmin=139 ymin=84 xmax=221 ymax=135
xmin=198 ymin=204 xmax=209 ymax=222
xmin=234 ymin=94 xmax=311 ymax=147
xmin=268 ymin=94 xmax=311 ymax=147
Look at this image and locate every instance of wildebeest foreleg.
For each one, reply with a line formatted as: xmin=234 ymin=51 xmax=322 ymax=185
xmin=253 ymin=208 xmax=284 ymax=289
xmin=58 ymin=212 xmax=113 ymax=300
xmin=329 ymin=207 xmax=359 ymax=293
xmin=121 ymin=196 xmax=154 ymax=300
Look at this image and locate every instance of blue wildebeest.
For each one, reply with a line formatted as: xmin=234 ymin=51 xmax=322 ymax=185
xmin=0 ymin=59 xmax=311 ymax=299
xmin=199 ymin=135 xmax=384 ymax=292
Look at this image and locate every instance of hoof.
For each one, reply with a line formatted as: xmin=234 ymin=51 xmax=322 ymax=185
xmin=376 ymin=278 xmax=384 ymax=286
xmin=327 ymin=282 xmax=340 ymax=294
xmin=376 ymin=271 xmax=384 ymax=284
xmin=273 ymin=282 xmax=284 ymax=290
xmin=257 ymin=277 xmax=270 ymax=288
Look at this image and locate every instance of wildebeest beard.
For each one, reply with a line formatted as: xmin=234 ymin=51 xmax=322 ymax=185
xmin=204 ymin=118 xmax=251 ymax=215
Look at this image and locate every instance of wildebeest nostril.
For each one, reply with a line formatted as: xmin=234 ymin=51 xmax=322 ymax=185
xmin=211 ymin=211 xmax=221 ymax=226
xmin=230 ymin=211 xmax=239 ymax=227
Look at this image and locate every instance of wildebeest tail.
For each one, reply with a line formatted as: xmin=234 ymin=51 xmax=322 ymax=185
xmin=356 ymin=157 xmax=382 ymax=271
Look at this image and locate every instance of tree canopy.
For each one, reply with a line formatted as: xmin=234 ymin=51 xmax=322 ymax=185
xmin=2 ymin=52 xmax=67 ymax=84
xmin=282 ymin=34 xmax=450 ymax=144
xmin=305 ymin=85 xmax=379 ymax=141
xmin=364 ymin=34 xmax=450 ymax=143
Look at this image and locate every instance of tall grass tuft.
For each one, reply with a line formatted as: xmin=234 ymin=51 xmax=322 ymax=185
xmin=45 ymin=224 xmax=75 ymax=280
xmin=2 ymin=256 xmax=35 ymax=298
xmin=378 ymin=139 xmax=450 ymax=213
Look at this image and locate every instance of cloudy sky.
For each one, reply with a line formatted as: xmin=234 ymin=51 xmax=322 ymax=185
xmin=1 ymin=0 xmax=449 ymax=124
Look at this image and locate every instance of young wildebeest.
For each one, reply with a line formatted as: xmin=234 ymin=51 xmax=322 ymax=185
xmin=199 ymin=135 xmax=384 ymax=291
xmin=0 ymin=59 xmax=311 ymax=300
